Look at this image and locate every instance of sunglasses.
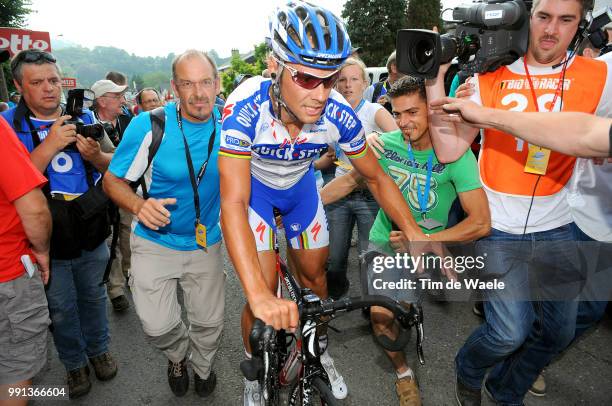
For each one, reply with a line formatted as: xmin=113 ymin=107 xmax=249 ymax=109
xmin=276 ymin=58 xmax=339 ymax=90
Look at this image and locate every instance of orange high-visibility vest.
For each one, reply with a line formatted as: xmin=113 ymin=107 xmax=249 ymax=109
xmin=477 ymin=56 xmax=607 ymax=197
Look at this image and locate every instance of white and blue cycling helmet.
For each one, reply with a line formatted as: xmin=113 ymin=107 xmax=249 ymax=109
xmin=268 ymin=1 xmax=352 ymax=70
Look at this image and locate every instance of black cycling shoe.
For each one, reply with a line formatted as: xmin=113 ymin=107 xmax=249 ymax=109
xmin=167 ymin=358 xmax=189 ymax=397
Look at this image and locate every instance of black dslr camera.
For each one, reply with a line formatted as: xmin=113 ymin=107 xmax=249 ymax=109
xmin=65 ymin=89 xmax=105 ymax=141
xmin=396 ymin=0 xmax=529 ymax=79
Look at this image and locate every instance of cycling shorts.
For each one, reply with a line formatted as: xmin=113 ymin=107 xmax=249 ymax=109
xmin=248 ymin=167 xmax=329 ymax=252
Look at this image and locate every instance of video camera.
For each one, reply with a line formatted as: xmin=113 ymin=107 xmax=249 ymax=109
xmin=583 ymin=6 xmax=612 ymax=53
xmin=396 ymin=0 xmax=529 ymax=79
xmin=64 ymin=89 xmax=105 ymax=141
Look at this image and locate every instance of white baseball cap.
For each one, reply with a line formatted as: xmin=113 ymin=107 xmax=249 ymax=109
xmin=91 ymin=80 xmax=127 ymax=99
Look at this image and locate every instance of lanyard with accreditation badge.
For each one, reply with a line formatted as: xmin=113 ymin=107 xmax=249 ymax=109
xmin=176 ymin=104 xmax=216 ymax=249
xmin=522 ymin=58 xmax=567 ymax=175
xmin=406 ymin=138 xmax=441 ymax=230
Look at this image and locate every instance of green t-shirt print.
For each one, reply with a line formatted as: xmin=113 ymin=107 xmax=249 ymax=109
xmin=369 ymin=130 xmax=481 ymax=245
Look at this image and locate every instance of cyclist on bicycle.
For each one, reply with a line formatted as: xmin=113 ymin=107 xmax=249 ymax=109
xmin=219 ymin=2 xmax=432 ymax=404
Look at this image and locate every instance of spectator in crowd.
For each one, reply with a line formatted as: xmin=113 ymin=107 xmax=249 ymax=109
xmin=326 ymin=57 xmax=398 ymax=299
xmin=322 ymin=76 xmax=490 ymax=406
xmin=363 ymin=51 xmax=405 ymax=112
xmin=103 ymin=49 xmax=224 ymax=399
xmin=136 ymin=87 xmax=163 ymax=112
xmin=91 ymin=79 xmax=133 ymax=312
xmin=0 ymin=116 xmax=52 ymax=406
xmin=8 ymin=92 xmax=20 ymax=109
xmin=0 ymin=102 xmax=8 ymax=112
xmin=105 ymin=71 xmax=133 ymax=118
xmin=2 ymin=49 xmax=117 ymax=399
xmin=425 ymin=0 xmax=612 ymax=404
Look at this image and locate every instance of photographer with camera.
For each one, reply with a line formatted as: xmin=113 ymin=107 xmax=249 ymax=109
xmin=91 ymin=79 xmax=133 ymax=313
xmin=1 ymin=49 xmax=118 ymax=399
xmin=416 ymin=1 xmax=612 ymax=405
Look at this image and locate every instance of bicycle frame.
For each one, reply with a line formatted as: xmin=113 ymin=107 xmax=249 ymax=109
xmin=241 ymin=215 xmax=425 ymax=405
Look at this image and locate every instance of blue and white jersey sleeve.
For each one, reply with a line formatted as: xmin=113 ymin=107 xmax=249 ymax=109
xmin=325 ymin=90 xmax=367 ymax=159
xmin=219 ymin=77 xmax=265 ymax=159
xmin=108 ymin=110 xmax=155 ymax=182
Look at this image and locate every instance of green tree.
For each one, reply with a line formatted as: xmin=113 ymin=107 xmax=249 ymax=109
xmin=0 ymin=0 xmax=33 ymax=27
xmin=342 ymin=0 xmax=408 ymax=67
xmin=406 ymin=0 xmax=443 ymax=31
xmin=1 ymin=0 xmax=34 ymax=99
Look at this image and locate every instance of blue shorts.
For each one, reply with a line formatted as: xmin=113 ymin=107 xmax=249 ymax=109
xmin=248 ymin=167 xmax=329 ymax=251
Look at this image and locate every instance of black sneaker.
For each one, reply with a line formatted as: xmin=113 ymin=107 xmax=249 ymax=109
xmin=455 ymin=375 xmax=481 ymax=406
xmin=111 ymin=295 xmax=130 ymax=312
xmin=67 ymin=366 xmax=91 ymax=399
xmin=194 ymin=370 xmax=217 ymax=397
xmin=472 ymin=301 xmax=484 ymax=319
xmin=168 ymin=358 xmax=189 ymax=397
xmin=89 ymin=352 xmax=118 ymax=381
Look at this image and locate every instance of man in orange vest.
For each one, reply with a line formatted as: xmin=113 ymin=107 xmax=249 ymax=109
xmin=425 ymin=0 xmax=612 ymax=405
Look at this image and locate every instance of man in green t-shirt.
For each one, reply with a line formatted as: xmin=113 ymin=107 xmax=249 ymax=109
xmin=321 ymin=76 xmax=490 ymax=406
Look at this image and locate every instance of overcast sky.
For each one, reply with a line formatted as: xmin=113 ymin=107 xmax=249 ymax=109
xmin=26 ymin=0 xmax=464 ymax=58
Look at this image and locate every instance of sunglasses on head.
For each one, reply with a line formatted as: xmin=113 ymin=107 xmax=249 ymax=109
xmin=16 ymin=49 xmax=56 ymax=64
xmin=276 ymin=58 xmax=339 ymax=90
xmin=11 ymin=50 xmax=56 ymax=75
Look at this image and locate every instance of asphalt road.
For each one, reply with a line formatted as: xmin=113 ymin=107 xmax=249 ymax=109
xmin=32 ymin=244 xmax=612 ymax=406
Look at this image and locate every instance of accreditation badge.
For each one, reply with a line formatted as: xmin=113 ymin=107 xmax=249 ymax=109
xmin=417 ymin=217 xmax=443 ymax=230
xmin=196 ymin=222 xmax=207 ymax=249
xmin=524 ymin=145 xmax=551 ymax=175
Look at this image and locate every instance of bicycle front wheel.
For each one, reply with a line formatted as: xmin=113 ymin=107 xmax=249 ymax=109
xmin=289 ymin=376 xmax=339 ymax=406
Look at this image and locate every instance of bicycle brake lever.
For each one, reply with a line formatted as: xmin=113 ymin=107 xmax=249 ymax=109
xmin=415 ymin=305 xmax=425 ymax=365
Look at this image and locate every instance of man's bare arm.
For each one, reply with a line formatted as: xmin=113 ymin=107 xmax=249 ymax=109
xmin=320 ymin=169 xmax=361 ymax=205
xmin=350 ymin=150 xmax=425 ymax=241
xmin=218 ymin=156 xmax=298 ymax=330
xmin=428 ymin=188 xmax=490 ymax=242
xmin=425 ymin=67 xmax=480 ymax=163
xmin=14 ymin=188 xmax=52 ymax=282
xmin=431 ymin=97 xmax=612 ymax=158
xmin=103 ymin=171 xmax=175 ymax=231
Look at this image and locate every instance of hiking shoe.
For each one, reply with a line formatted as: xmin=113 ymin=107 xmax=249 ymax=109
xmin=528 ymin=373 xmax=546 ymax=397
xmin=472 ymin=302 xmax=484 ymax=318
xmin=195 ymin=370 xmax=217 ymax=397
xmin=243 ymin=378 xmax=262 ymax=406
xmin=89 ymin=352 xmax=118 ymax=381
xmin=455 ymin=374 xmax=481 ymax=406
xmin=396 ymin=375 xmax=421 ymax=406
xmin=167 ymin=358 xmax=189 ymax=397
xmin=111 ymin=295 xmax=130 ymax=312
xmin=67 ymin=366 xmax=91 ymax=399
xmin=320 ymin=350 xmax=348 ymax=399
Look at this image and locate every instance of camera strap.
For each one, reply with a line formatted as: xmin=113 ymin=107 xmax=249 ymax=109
xmin=175 ymin=105 xmax=216 ymax=228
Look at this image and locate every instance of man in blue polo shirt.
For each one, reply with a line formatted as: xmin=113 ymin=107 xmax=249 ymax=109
xmin=103 ymin=50 xmax=224 ymax=399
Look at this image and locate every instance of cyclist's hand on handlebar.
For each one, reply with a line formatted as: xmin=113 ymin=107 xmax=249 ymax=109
xmin=251 ymin=294 xmax=298 ymax=332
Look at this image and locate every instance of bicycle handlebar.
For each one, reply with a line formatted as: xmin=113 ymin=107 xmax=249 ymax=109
xmin=300 ymin=294 xmax=424 ymax=363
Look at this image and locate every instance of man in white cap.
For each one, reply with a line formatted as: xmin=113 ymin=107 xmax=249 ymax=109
xmin=91 ymin=79 xmax=133 ymax=312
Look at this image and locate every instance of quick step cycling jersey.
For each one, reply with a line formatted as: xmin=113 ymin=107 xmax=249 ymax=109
xmin=220 ymin=77 xmax=367 ymax=190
